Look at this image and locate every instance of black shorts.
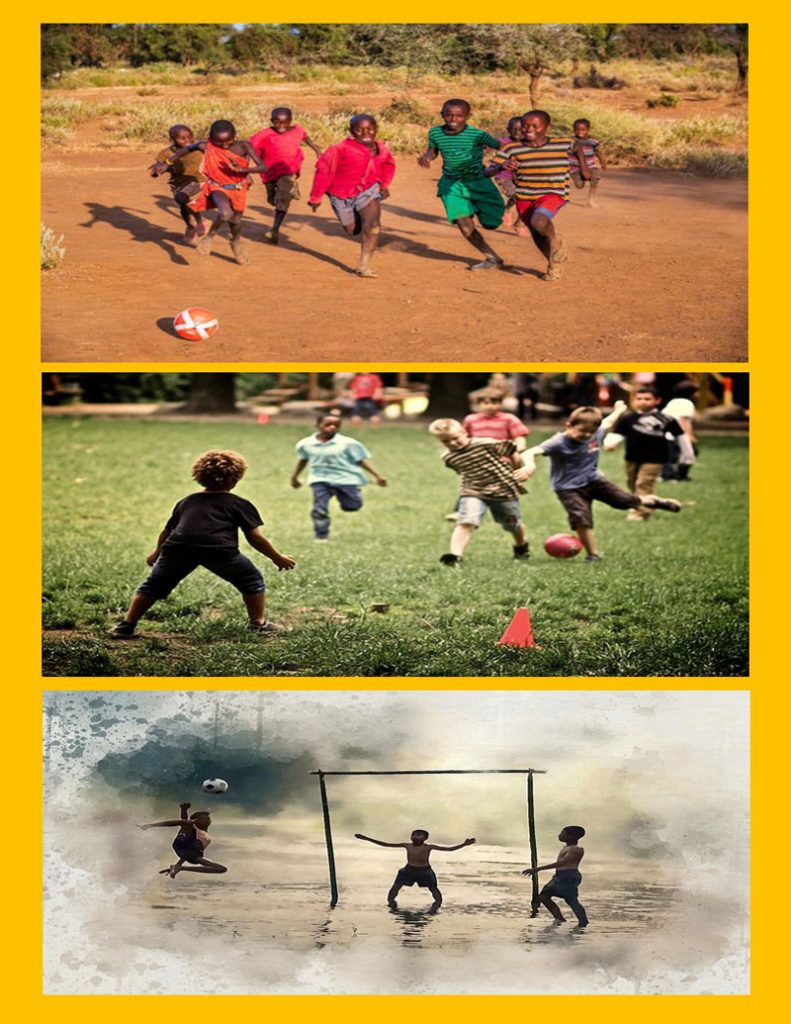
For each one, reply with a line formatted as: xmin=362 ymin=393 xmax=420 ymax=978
xmin=394 ymin=865 xmax=438 ymax=888
xmin=555 ymin=478 xmax=640 ymax=529
xmin=137 ymin=546 xmax=265 ymax=600
xmin=173 ymin=835 xmax=205 ymax=864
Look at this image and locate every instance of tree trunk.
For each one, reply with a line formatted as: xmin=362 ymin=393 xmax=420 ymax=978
xmin=424 ymin=374 xmax=487 ymax=420
xmin=529 ymin=72 xmax=541 ymax=108
xmin=182 ymin=373 xmax=237 ymax=413
xmin=736 ymin=46 xmax=747 ymax=92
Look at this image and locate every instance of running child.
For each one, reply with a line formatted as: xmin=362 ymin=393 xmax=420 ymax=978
xmin=291 ymin=414 xmax=388 ymax=540
xmin=521 ymin=403 xmax=682 ymax=561
xmin=249 ymin=107 xmax=322 ymax=245
xmin=349 ymin=371 xmax=385 ymax=426
xmin=355 ymin=829 xmax=476 ymax=912
xmin=569 ymin=118 xmax=605 ymax=207
xmin=485 ymin=110 xmax=575 ymax=280
xmin=522 ymin=825 xmax=588 ymax=927
xmin=429 ymin=418 xmax=531 ymax=565
xmin=661 ymin=380 xmax=700 ymax=481
xmin=603 ymin=384 xmax=689 ymax=520
xmin=495 ymin=116 xmax=529 ymax=234
xmin=418 ymin=99 xmax=506 ymax=270
xmin=308 ymin=114 xmax=396 ymax=277
xmin=139 ymin=801 xmax=227 ymax=878
xmin=109 ymin=450 xmax=295 ymax=638
xmin=148 ymin=124 xmax=206 ymax=243
xmin=151 ymin=119 xmax=267 ymax=265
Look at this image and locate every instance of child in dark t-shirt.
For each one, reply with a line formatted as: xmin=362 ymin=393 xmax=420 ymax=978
xmin=109 ymin=450 xmax=295 ymax=638
xmin=604 ymin=385 xmax=687 ymax=521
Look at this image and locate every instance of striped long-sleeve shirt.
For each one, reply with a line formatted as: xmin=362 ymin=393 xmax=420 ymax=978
xmin=442 ymin=439 xmax=525 ymax=499
xmin=489 ymin=137 xmax=574 ymax=200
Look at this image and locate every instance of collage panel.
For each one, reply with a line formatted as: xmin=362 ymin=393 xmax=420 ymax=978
xmin=41 ymin=23 xmax=747 ymax=360
xmin=43 ymin=689 xmax=750 ymax=995
xmin=42 ymin=370 xmax=748 ymax=678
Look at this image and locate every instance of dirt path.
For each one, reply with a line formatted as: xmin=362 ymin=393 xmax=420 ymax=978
xmin=42 ymin=151 xmax=746 ymax=362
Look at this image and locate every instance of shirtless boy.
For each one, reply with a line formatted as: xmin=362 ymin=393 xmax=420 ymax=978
xmin=355 ymin=829 xmax=476 ymax=911
xmin=522 ymin=824 xmax=588 ymax=926
xmin=138 ymin=801 xmax=227 ymax=878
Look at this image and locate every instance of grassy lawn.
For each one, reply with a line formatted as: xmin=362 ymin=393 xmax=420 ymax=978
xmin=42 ymin=418 xmax=748 ymax=677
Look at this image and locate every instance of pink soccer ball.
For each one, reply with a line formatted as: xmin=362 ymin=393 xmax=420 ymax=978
xmin=544 ymin=533 xmax=583 ymax=559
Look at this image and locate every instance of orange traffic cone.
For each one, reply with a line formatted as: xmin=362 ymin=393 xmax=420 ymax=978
xmin=497 ymin=607 xmax=539 ymax=648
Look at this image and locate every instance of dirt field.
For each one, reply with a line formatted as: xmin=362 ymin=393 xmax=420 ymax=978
xmin=42 ymin=135 xmax=746 ymax=363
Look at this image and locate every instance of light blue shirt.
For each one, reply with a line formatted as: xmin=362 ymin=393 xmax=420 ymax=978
xmin=295 ymin=433 xmax=370 ymax=486
xmin=540 ymin=427 xmax=606 ymax=490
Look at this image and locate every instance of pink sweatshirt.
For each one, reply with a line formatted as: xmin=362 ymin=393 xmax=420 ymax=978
xmin=309 ymin=137 xmax=396 ymax=204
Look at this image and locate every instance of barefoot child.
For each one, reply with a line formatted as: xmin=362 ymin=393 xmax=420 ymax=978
xmin=418 ymin=99 xmax=506 ymax=270
xmin=148 ymin=124 xmax=206 ymax=243
xmin=249 ymin=107 xmax=322 ymax=244
xmin=308 ymin=114 xmax=396 ymax=277
xmin=291 ymin=414 xmax=387 ymax=540
xmin=355 ymin=829 xmax=476 ymax=911
xmin=485 ymin=110 xmax=575 ymax=280
xmin=139 ymin=801 xmax=227 ymax=878
xmin=522 ymin=403 xmax=682 ymax=561
xmin=522 ymin=825 xmax=588 ymax=926
xmin=151 ymin=120 xmax=267 ymax=265
xmin=495 ymin=116 xmax=529 ymax=234
xmin=429 ymin=418 xmax=531 ymax=564
xmin=109 ymin=450 xmax=295 ymax=638
xmin=569 ymin=119 xmax=605 ymax=207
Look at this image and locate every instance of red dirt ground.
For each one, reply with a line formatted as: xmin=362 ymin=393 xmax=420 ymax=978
xmin=42 ymin=152 xmax=746 ymax=362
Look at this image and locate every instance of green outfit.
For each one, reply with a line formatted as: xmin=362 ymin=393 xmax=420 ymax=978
xmin=427 ymin=124 xmax=505 ymax=228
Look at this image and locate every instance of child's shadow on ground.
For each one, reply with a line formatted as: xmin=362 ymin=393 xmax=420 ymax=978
xmin=81 ymin=203 xmax=190 ymax=266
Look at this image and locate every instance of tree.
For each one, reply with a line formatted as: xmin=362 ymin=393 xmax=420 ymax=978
xmin=182 ymin=374 xmax=237 ymax=413
xmin=424 ymin=374 xmax=488 ymax=420
xmin=734 ymin=24 xmax=748 ymax=92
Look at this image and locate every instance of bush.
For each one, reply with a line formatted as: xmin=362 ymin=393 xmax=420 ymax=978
xmin=41 ymin=223 xmax=65 ymax=270
xmin=646 ymin=93 xmax=680 ymax=108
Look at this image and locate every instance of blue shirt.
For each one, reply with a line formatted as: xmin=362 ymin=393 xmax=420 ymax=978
xmin=540 ymin=427 xmax=605 ymax=490
xmin=295 ymin=433 xmax=370 ymax=486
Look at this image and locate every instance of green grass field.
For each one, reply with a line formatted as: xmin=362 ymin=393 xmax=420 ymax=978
xmin=42 ymin=418 xmax=748 ymax=677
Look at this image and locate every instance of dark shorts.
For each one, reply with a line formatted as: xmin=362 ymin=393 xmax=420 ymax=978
xmin=541 ymin=869 xmax=582 ymax=901
xmin=394 ymin=865 xmax=438 ymax=888
xmin=170 ymin=180 xmax=202 ymax=204
xmin=266 ymin=174 xmax=300 ymax=210
xmin=137 ymin=546 xmax=265 ymax=600
xmin=556 ymin=478 xmax=640 ymax=529
xmin=173 ymin=834 xmax=205 ymax=864
xmin=353 ymin=397 xmax=380 ymax=419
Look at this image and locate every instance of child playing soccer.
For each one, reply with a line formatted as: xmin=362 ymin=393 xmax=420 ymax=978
xmin=151 ymin=120 xmax=267 ymax=265
xmin=291 ymin=414 xmax=388 ymax=540
xmin=109 ymin=450 xmax=295 ymax=638
xmin=355 ymin=829 xmax=476 ymax=912
xmin=485 ymin=110 xmax=576 ymax=280
xmin=148 ymin=124 xmax=206 ymax=244
xmin=495 ymin=116 xmax=529 ymax=235
xmin=464 ymin=389 xmax=530 ymax=449
xmin=604 ymin=385 xmax=689 ymax=520
xmin=418 ymin=99 xmax=506 ymax=270
xmin=569 ymin=118 xmax=605 ymax=207
xmin=522 ymin=825 xmax=588 ymax=927
xmin=522 ymin=403 xmax=682 ymax=561
xmin=249 ymin=107 xmax=322 ymax=245
xmin=308 ymin=114 xmax=396 ymax=278
xmin=429 ymin=418 xmax=531 ymax=565
xmin=139 ymin=801 xmax=227 ymax=878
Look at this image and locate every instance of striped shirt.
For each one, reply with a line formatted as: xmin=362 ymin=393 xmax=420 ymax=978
xmin=490 ymin=137 xmax=574 ymax=200
xmin=569 ymin=138 xmax=600 ymax=171
xmin=442 ymin=439 xmax=524 ymax=499
xmin=428 ymin=125 xmax=502 ymax=181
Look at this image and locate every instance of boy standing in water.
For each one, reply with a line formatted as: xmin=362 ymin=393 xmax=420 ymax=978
xmin=148 ymin=124 xmax=206 ymax=243
xmin=355 ymin=829 xmax=476 ymax=912
xmin=249 ymin=106 xmax=322 ymax=244
xmin=418 ymin=99 xmax=506 ymax=270
xmin=138 ymin=801 xmax=227 ymax=878
xmin=309 ymin=114 xmax=396 ymax=277
xmin=522 ymin=825 xmax=588 ymax=927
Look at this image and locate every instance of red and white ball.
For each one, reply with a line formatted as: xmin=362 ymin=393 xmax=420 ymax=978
xmin=173 ymin=307 xmax=219 ymax=341
xmin=544 ymin=533 xmax=583 ymax=559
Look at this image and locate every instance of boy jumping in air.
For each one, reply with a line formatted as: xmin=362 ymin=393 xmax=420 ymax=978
xmin=139 ymin=801 xmax=227 ymax=878
xmin=355 ymin=829 xmax=476 ymax=912
xmin=418 ymin=99 xmax=506 ymax=270
xmin=522 ymin=403 xmax=681 ymax=560
xmin=109 ymin=450 xmax=295 ymax=638
xmin=522 ymin=825 xmax=588 ymax=927
xmin=249 ymin=106 xmax=322 ymax=245
xmin=148 ymin=124 xmax=206 ymax=244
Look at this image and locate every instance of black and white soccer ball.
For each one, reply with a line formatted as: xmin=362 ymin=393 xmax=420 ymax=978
xmin=202 ymin=778 xmax=228 ymax=794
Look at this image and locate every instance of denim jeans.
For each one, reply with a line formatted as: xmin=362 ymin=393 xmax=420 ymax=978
xmin=310 ymin=482 xmax=363 ymax=538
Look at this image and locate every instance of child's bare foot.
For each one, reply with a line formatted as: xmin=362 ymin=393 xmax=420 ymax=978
xmin=387 ymin=898 xmax=397 ymax=908
xmin=356 ymin=266 xmax=377 ymax=278
xmin=543 ymin=265 xmax=563 ymax=281
xmin=515 ymin=222 xmax=530 ymax=237
xmin=429 ymin=901 xmax=441 ymax=914
xmin=184 ymin=226 xmax=197 ymax=244
xmin=196 ymin=234 xmax=213 ymax=256
xmin=231 ymin=238 xmax=251 ymax=265
xmin=196 ymin=221 xmax=208 ymax=238
xmin=265 ymin=230 xmax=280 ymax=245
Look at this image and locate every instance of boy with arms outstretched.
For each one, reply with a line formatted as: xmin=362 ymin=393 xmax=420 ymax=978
xmin=148 ymin=124 xmax=206 ymax=243
xmin=138 ymin=801 xmax=227 ymax=878
xmin=522 ymin=825 xmax=588 ymax=927
xmin=109 ymin=450 xmax=295 ymax=638
xmin=522 ymin=403 xmax=681 ymax=560
xmin=418 ymin=99 xmax=506 ymax=270
xmin=355 ymin=829 xmax=476 ymax=911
